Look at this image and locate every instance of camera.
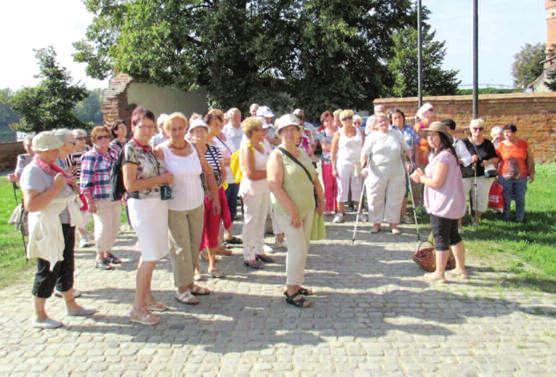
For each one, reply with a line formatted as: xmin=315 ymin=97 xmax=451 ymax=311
xmin=160 ymin=184 xmax=172 ymax=200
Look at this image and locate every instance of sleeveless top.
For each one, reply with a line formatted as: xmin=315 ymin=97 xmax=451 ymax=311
xmin=239 ymin=143 xmax=270 ymax=197
xmin=160 ymin=142 xmax=204 ymax=211
xmin=271 ymin=148 xmax=316 ymax=218
xmin=337 ymin=127 xmax=363 ymax=164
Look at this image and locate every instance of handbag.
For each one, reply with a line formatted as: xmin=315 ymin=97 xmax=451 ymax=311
xmin=488 ymin=181 xmax=504 ymax=212
xmin=412 ymin=241 xmax=456 ymax=272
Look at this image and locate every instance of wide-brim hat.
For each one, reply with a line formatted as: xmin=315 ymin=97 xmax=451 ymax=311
xmin=423 ymin=121 xmax=453 ymax=144
xmin=276 ymin=114 xmax=303 ymax=134
xmin=32 ymin=131 xmax=64 ymax=152
xmin=189 ymin=119 xmax=209 ymax=132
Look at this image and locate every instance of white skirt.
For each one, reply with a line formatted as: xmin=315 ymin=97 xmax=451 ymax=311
xmin=128 ymin=196 xmax=169 ymax=262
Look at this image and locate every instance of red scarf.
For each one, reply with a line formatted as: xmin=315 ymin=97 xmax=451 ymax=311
xmin=34 ymin=155 xmax=73 ymax=181
xmin=133 ymin=138 xmax=152 ymax=153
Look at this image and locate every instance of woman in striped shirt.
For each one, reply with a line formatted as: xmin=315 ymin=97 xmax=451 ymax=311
xmin=189 ymin=118 xmax=229 ymax=278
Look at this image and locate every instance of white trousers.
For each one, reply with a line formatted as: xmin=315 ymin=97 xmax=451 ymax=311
xmin=336 ymin=160 xmax=363 ymax=203
xmin=275 ymin=210 xmax=314 ymax=286
xmin=242 ymin=192 xmax=270 ymax=261
xmin=463 ymin=177 xmax=494 ymax=213
xmin=365 ymin=171 xmax=405 ymax=224
xmin=93 ymin=199 xmax=121 ymax=253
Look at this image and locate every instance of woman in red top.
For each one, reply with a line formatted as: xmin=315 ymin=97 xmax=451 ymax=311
xmin=496 ymin=124 xmax=535 ymax=222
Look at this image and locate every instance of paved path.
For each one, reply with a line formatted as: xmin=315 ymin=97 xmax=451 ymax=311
xmin=1 ymin=217 xmax=555 ymax=377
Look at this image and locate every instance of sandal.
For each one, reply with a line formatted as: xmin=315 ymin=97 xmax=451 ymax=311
xmin=208 ymin=269 xmax=225 ymax=278
xmin=175 ymin=291 xmax=199 ymax=305
xmin=214 ymin=247 xmax=232 ymax=256
xmin=283 ymin=287 xmax=313 ymax=297
xmin=146 ymin=302 xmax=169 ymax=312
xmin=284 ymin=291 xmax=312 ymax=308
xmin=106 ymin=252 xmax=122 ymax=264
xmin=190 ymin=285 xmax=211 ymax=296
xmin=224 ymin=236 xmax=242 ymax=245
xmin=244 ymin=260 xmax=264 ymax=270
xmin=129 ymin=310 xmax=160 ymax=326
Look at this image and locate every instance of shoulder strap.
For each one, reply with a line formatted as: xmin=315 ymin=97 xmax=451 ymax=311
xmin=278 ymin=147 xmax=312 ymax=184
xmin=215 ymin=135 xmax=233 ymax=154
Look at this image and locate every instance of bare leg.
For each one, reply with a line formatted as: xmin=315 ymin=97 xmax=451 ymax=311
xmin=134 ymin=260 xmax=157 ymax=315
xmin=337 ymin=202 xmax=345 ymax=214
xmin=34 ymin=297 xmax=48 ymax=321
xmin=450 ymin=241 xmax=467 ymax=276
xmin=426 ymin=250 xmax=449 ymax=281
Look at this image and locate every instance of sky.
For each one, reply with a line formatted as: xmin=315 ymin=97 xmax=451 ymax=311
xmin=0 ymin=0 xmax=547 ymax=91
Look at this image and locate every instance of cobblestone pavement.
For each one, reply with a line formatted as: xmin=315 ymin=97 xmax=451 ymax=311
xmin=1 ymin=215 xmax=555 ymax=377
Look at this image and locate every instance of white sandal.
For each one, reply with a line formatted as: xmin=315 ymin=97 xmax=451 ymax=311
xmin=175 ymin=290 xmax=200 ymax=305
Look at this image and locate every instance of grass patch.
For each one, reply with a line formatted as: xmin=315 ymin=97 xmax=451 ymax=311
xmin=0 ymin=178 xmax=32 ymax=288
xmin=463 ymin=163 xmax=556 ymax=293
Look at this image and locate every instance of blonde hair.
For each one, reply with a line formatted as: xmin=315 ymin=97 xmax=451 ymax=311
xmin=163 ymin=112 xmax=189 ymax=132
xmin=204 ymin=109 xmax=224 ymax=126
xmin=90 ymin=125 xmax=110 ymax=141
xmin=339 ymin=109 xmax=354 ymax=120
xmin=241 ymin=117 xmax=263 ymax=138
xmin=226 ymin=107 xmax=241 ymax=119
xmin=469 ymin=118 xmax=485 ymax=130
xmin=333 ymin=109 xmax=342 ymax=118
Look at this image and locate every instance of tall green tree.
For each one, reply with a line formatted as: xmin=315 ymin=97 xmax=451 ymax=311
xmin=74 ymin=0 xmax=414 ymax=116
xmin=512 ymin=43 xmax=545 ymax=89
xmin=545 ymin=67 xmax=556 ymax=91
xmin=10 ymin=47 xmax=88 ymax=133
xmin=75 ymin=89 xmax=104 ymax=125
xmin=386 ymin=21 xmax=460 ymax=97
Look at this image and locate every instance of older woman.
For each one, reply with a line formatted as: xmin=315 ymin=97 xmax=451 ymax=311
xmin=8 ymin=134 xmax=34 ymax=184
xmin=496 ymin=124 xmax=535 ymax=222
xmin=413 ymin=103 xmax=436 ymax=207
xmin=205 ymin=109 xmax=241 ymax=247
xmin=21 ymin=131 xmax=95 ymax=328
xmin=268 ymin=114 xmax=325 ymax=308
xmin=189 ymin=118 xmax=228 ymax=278
xmin=123 ymin=107 xmax=174 ymax=325
xmin=317 ymin=111 xmax=338 ymax=214
xmin=239 ymin=117 xmax=273 ymax=269
xmin=155 ymin=113 xmax=212 ymax=305
xmin=411 ymin=122 xmax=467 ymax=282
xmin=490 ymin=126 xmax=503 ymax=149
xmin=330 ymin=109 xmax=364 ymax=223
xmin=80 ymin=126 xmax=123 ymax=271
xmin=361 ymin=113 xmax=410 ymax=234
xmin=462 ymin=119 xmax=499 ymax=224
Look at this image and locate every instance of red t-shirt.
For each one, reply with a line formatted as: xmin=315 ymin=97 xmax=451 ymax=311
xmin=496 ymin=139 xmax=529 ymax=178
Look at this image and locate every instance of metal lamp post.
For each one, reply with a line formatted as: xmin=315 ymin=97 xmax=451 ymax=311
xmin=417 ymin=0 xmax=423 ymax=108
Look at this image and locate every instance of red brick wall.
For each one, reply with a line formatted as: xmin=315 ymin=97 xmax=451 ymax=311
xmin=0 ymin=142 xmax=25 ymax=171
xmin=374 ymin=93 xmax=556 ymax=162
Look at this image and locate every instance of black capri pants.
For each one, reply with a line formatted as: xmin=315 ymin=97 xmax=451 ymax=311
xmin=430 ymin=215 xmax=462 ymax=251
xmin=32 ymin=224 xmax=75 ymax=298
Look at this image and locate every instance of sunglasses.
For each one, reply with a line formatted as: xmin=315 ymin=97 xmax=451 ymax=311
xmin=77 ymin=137 xmax=88 ymax=140
xmin=472 ymin=127 xmax=484 ymax=131
xmin=96 ymin=135 xmax=110 ymax=140
xmin=342 ymin=116 xmax=353 ymax=121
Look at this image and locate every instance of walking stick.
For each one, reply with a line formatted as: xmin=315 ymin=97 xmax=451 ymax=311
xmin=403 ymin=157 xmax=421 ymax=242
xmin=473 ymin=162 xmax=479 ymax=226
xmin=12 ymin=182 xmax=28 ymax=258
xmin=351 ymin=177 xmax=367 ymax=245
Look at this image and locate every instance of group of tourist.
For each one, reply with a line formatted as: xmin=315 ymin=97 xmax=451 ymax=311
xmin=11 ymin=100 xmax=535 ymax=327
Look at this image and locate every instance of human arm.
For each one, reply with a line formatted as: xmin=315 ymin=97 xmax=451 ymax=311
xmin=241 ymin=144 xmax=266 ymax=180
xmin=267 ymin=151 xmax=302 ymax=227
xmin=23 ymin=174 xmax=66 ymax=212
xmin=527 ymin=149 xmax=535 ymax=183
xmin=410 ymin=161 xmax=448 ymax=189
xmin=197 ymin=152 xmax=220 ymax=214
xmin=79 ymin=154 xmax=98 ymax=213
xmin=330 ymin=132 xmax=340 ymax=176
xmin=313 ymin=175 xmax=325 ymax=215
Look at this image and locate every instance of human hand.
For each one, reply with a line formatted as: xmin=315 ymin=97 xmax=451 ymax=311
xmin=290 ymin=210 xmax=302 ymax=228
xmin=160 ymin=172 xmax=174 ymax=185
xmin=317 ymin=198 xmax=325 ymax=215
xmin=410 ymin=168 xmax=423 ymax=183
xmin=529 ymin=173 xmax=535 ymax=183
xmin=332 ymin=168 xmax=337 ymax=177
xmin=212 ymin=197 xmax=221 ymax=215
xmin=7 ymin=173 xmax=17 ymax=183
xmin=88 ymin=200 xmax=97 ymax=213
xmin=53 ymin=173 xmax=66 ymax=190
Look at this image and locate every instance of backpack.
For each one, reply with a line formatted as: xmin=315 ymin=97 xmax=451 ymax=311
xmin=110 ymin=148 xmax=126 ymax=201
xmin=230 ymin=150 xmax=242 ymax=183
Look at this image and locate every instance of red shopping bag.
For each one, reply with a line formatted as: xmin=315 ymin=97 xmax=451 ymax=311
xmin=488 ymin=181 xmax=504 ymax=212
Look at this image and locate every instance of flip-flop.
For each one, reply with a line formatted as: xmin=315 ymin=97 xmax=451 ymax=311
xmin=129 ymin=311 xmax=160 ymax=326
xmin=190 ymin=285 xmax=211 ymax=296
xmin=284 ymin=291 xmax=312 ymax=308
xmin=175 ymin=291 xmax=199 ymax=305
xmin=147 ymin=302 xmax=169 ymax=312
xmin=224 ymin=236 xmax=242 ymax=245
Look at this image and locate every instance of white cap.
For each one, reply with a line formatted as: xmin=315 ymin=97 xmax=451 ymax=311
xmin=275 ymin=114 xmax=302 ymax=134
xmin=256 ymin=106 xmax=274 ymax=118
xmin=189 ymin=118 xmax=208 ymax=132
xmin=157 ymin=113 xmax=169 ymax=127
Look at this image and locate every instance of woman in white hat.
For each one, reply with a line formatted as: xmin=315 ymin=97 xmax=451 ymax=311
xmin=123 ymin=107 xmax=174 ymax=325
xmin=268 ymin=114 xmax=325 ymax=308
xmin=154 ymin=113 xmax=212 ymax=305
xmin=410 ymin=121 xmax=467 ymax=282
xmin=20 ymin=131 xmax=95 ymax=329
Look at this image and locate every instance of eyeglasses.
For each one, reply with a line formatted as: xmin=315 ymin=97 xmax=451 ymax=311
xmin=342 ymin=116 xmax=353 ymax=121
xmin=428 ymin=108 xmax=435 ymax=112
xmin=472 ymin=127 xmax=484 ymax=131
xmin=95 ymin=135 xmax=110 ymax=140
xmin=138 ymin=125 xmax=155 ymax=129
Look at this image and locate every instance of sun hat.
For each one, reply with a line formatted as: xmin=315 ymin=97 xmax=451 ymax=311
xmin=189 ymin=118 xmax=209 ymax=132
xmin=275 ymin=114 xmax=303 ymax=134
xmin=32 ymin=131 xmax=64 ymax=152
xmin=423 ymin=121 xmax=453 ymax=144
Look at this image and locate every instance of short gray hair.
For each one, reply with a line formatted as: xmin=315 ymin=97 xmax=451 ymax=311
xmin=52 ymin=128 xmax=74 ymax=143
xmin=72 ymin=128 xmax=88 ymax=138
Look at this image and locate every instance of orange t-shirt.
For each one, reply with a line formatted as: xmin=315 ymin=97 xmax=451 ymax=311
xmin=414 ymin=121 xmax=429 ymax=166
xmin=496 ymin=139 xmax=529 ymax=178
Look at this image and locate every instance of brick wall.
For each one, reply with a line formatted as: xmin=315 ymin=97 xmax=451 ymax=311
xmin=102 ymin=73 xmax=134 ymax=127
xmin=374 ymin=92 xmax=556 ymax=162
xmin=0 ymin=142 xmax=25 ymax=172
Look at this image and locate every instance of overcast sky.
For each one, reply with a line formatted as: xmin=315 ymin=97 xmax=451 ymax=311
xmin=0 ymin=0 xmax=547 ymax=91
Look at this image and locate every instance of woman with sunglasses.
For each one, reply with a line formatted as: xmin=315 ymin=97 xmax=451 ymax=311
xmin=80 ymin=126 xmax=124 ymax=271
xmin=462 ymin=119 xmax=499 ymax=225
xmin=330 ymin=109 xmax=364 ymax=223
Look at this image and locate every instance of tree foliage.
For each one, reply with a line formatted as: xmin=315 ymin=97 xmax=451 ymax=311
xmin=512 ymin=43 xmax=545 ymax=89
xmin=74 ymin=88 xmax=103 ymax=125
xmin=386 ymin=13 xmax=460 ymax=98
xmin=9 ymin=47 xmax=88 ymax=133
xmin=75 ymin=0 xmax=418 ymax=116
